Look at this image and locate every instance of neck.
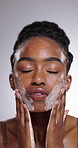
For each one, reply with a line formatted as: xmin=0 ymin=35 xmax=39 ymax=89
xmin=30 ymin=110 xmax=51 ymax=146
xmin=30 ymin=110 xmax=51 ymax=129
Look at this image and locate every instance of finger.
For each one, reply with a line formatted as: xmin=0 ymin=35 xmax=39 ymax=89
xmin=15 ymin=89 xmax=31 ymax=127
xmin=48 ymin=101 xmax=58 ymax=127
xmin=56 ymin=90 xmax=66 ymax=117
xmin=15 ymin=93 xmax=20 ymax=120
xmin=15 ymin=90 xmax=23 ymax=121
xmin=61 ymin=92 xmax=66 ymax=117
xmin=20 ymin=102 xmax=25 ymax=127
xmin=23 ymin=104 xmax=35 ymax=147
xmin=63 ymin=109 xmax=69 ymax=122
xmin=23 ymin=104 xmax=30 ymax=127
xmin=56 ymin=93 xmax=62 ymax=122
xmin=15 ymin=90 xmax=35 ymax=147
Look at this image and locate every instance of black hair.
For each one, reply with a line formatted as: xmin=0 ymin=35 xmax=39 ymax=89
xmin=10 ymin=21 xmax=73 ymax=73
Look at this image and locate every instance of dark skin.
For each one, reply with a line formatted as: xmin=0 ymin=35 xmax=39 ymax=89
xmin=1 ymin=37 xmax=76 ymax=148
xmin=15 ymin=89 xmax=66 ymax=148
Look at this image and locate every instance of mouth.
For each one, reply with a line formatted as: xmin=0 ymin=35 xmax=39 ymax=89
xmin=28 ymin=88 xmax=49 ymax=101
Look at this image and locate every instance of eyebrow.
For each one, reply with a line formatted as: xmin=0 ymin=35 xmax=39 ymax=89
xmin=18 ymin=57 xmax=63 ymax=65
xmin=44 ymin=57 xmax=63 ymax=65
xmin=18 ymin=57 xmax=35 ymax=62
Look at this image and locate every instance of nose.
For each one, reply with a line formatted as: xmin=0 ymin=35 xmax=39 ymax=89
xmin=31 ymin=70 xmax=46 ymax=86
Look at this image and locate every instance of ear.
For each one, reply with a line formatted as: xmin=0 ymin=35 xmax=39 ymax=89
xmin=63 ymin=75 xmax=72 ymax=92
xmin=9 ymin=73 xmax=15 ymax=90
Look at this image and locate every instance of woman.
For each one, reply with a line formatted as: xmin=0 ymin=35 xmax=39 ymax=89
xmin=0 ymin=21 xmax=77 ymax=148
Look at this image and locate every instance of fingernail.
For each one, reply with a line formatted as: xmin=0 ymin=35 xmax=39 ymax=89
xmin=60 ymin=88 xmax=64 ymax=94
xmin=15 ymin=89 xmax=18 ymax=93
xmin=57 ymin=104 xmax=60 ymax=110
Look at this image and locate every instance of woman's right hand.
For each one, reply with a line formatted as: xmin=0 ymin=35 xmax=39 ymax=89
xmin=15 ymin=89 xmax=35 ymax=148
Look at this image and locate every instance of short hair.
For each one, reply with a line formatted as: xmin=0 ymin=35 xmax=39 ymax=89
xmin=10 ymin=21 xmax=73 ymax=73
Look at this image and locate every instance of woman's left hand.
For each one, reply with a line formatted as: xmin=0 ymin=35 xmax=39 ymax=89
xmin=46 ymin=92 xmax=68 ymax=148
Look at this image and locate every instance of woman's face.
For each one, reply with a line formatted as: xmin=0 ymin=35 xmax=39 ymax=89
xmin=12 ymin=37 xmax=69 ymax=112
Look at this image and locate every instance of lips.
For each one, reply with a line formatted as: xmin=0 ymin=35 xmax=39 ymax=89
xmin=28 ymin=88 xmax=49 ymax=101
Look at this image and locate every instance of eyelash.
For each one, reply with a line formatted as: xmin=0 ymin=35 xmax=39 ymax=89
xmin=20 ymin=70 xmax=59 ymax=74
xmin=47 ymin=71 xmax=59 ymax=74
xmin=21 ymin=70 xmax=32 ymax=73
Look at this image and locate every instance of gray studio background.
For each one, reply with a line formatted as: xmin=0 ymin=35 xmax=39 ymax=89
xmin=0 ymin=0 xmax=78 ymax=120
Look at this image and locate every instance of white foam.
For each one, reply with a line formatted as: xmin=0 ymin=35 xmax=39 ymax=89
xmin=14 ymin=77 xmax=34 ymax=111
xmin=45 ymin=79 xmax=65 ymax=111
xmin=60 ymin=50 xmax=66 ymax=63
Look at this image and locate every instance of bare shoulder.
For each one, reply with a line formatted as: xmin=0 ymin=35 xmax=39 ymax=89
xmin=0 ymin=121 xmax=3 ymax=147
xmin=65 ymin=115 xmax=77 ymax=131
xmin=64 ymin=115 xmax=78 ymax=148
xmin=6 ymin=117 xmax=18 ymax=138
xmin=6 ymin=117 xmax=17 ymax=129
xmin=0 ymin=118 xmax=18 ymax=147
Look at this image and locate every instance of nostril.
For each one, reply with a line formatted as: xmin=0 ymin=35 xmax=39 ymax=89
xmin=31 ymin=71 xmax=46 ymax=85
xmin=31 ymin=82 xmax=45 ymax=86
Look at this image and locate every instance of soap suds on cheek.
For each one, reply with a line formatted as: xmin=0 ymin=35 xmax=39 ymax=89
xmin=13 ymin=49 xmax=34 ymax=111
xmin=14 ymin=77 xmax=34 ymax=111
xmin=45 ymin=75 xmax=65 ymax=111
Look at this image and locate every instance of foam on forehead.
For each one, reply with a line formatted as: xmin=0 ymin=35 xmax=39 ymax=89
xmin=60 ymin=50 xmax=66 ymax=63
xmin=14 ymin=39 xmax=29 ymax=62
xmin=13 ymin=47 xmax=24 ymax=77
xmin=14 ymin=37 xmax=66 ymax=63
xmin=13 ymin=40 xmax=66 ymax=78
xmin=14 ymin=47 xmax=24 ymax=62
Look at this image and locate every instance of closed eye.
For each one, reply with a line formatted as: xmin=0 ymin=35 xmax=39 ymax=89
xmin=47 ymin=71 xmax=59 ymax=74
xmin=21 ymin=70 xmax=33 ymax=73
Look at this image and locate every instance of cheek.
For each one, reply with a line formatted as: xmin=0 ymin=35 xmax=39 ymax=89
xmin=18 ymin=75 xmax=32 ymax=89
xmin=46 ymin=73 xmax=65 ymax=89
xmin=14 ymin=76 xmax=34 ymax=111
xmin=14 ymin=67 xmax=32 ymax=88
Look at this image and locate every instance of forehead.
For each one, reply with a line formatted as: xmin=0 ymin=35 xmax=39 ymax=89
xmin=14 ymin=37 xmax=66 ymax=63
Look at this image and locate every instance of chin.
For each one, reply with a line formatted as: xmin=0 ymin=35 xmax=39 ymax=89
xmin=29 ymin=101 xmax=47 ymax=112
xmin=29 ymin=107 xmax=50 ymax=113
xmin=30 ymin=110 xmax=46 ymax=113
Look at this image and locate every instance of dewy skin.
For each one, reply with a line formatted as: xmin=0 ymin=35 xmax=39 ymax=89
xmin=13 ymin=46 xmax=66 ymax=112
